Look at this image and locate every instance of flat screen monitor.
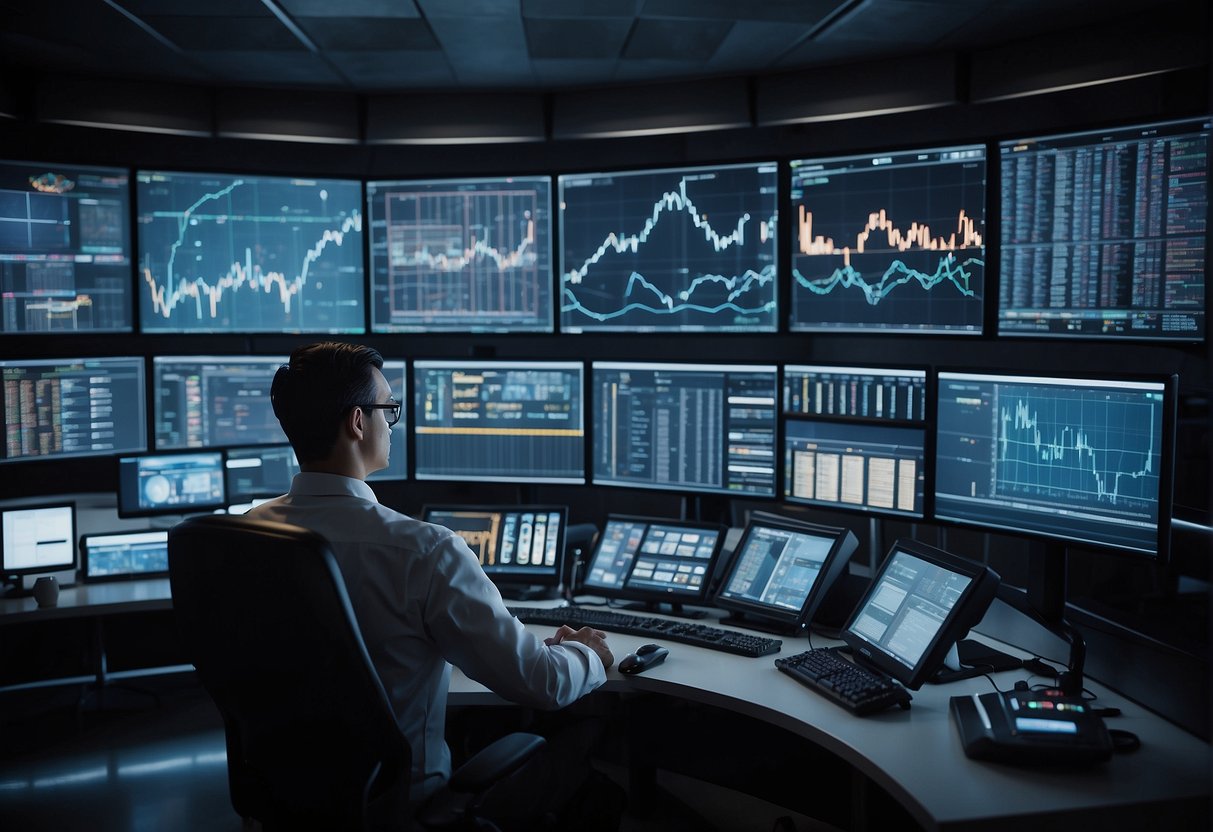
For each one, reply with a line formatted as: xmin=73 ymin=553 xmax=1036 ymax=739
xmin=136 ymin=170 xmax=365 ymax=334
xmin=423 ymin=505 xmax=566 ymax=587
xmin=1 ymin=503 xmax=76 ymax=577
xmin=559 ymin=161 xmax=778 ymax=333
xmin=592 ymin=361 xmax=778 ymax=497
xmin=367 ymin=176 xmax=553 ymax=333
xmin=713 ymin=514 xmax=858 ymax=633
xmin=842 ymin=538 xmax=999 ymax=690
xmin=224 ymin=445 xmax=299 ymax=503
xmin=80 ymin=529 xmax=169 ymax=582
xmin=783 ymin=365 xmax=927 ymax=422
xmin=783 ymin=418 xmax=925 ymax=519
xmin=789 ymin=144 xmax=986 ymax=334
xmin=998 ymin=117 xmax=1209 ymax=340
xmin=117 ymin=451 xmax=227 ymax=518
xmin=581 ymin=515 xmax=726 ymax=605
xmin=0 ymin=357 xmax=147 ymax=463
xmin=935 ymin=371 xmax=1174 ymax=558
xmin=413 ymin=360 xmax=584 ymax=484
xmin=0 ymin=160 xmax=132 ymax=333
xmin=156 ymin=356 xmax=407 ymax=479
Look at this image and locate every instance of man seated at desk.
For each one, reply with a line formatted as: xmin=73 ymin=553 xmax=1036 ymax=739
xmin=250 ymin=340 xmax=617 ymax=830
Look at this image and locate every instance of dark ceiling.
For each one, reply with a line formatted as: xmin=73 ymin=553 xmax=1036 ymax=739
xmin=0 ymin=0 xmax=1189 ymax=93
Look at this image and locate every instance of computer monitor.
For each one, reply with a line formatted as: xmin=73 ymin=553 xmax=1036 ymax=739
xmin=581 ymin=515 xmax=726 ymax=608
xmin=0 ymin=159 xmax=132 ymax=333
xmin=117 ymin=451 xmax=227 ymax=518
xmin=80 ymin=529 xmax=169 ymax=582
xmin=413 ymin=360 xmax=584 ymax=484
xmin=934 ymin=371 xmax=1175 ymax=559
xmin=841 ymin=538 xmax=1000 ymax=690
xmin=224 ymin=445 xmax=299 ymax=503
xmin=367 ymin=176 xmax=553 ymax=333
xmin=789 ymin=144 xmax=986 ymax=334
xmin=423 ymin=505 xmax=566 ymax=589
xmin=153 ymin=355 xmax=287 ymax=449
xmin=998 ymin=116 xmax=1209 ymax=340
xmin=592 ymin=361 xmax=778 ymax=497
xmin=0 ymin=357 xmax=147 ymax=463
xmin=783 ymin=365 xmax=927 ymax=422
xmin=1 ymin=502 xmax=76 ymax=578
xmin=712 ymin=514 xmax=858 ymax=634
xmin=136 ymin=169 xmax=365 ymax=334
xmin=559 ymin=161 xmax=779 ymax=333
xmin=783 ymin=419 xmax=925 ymax=519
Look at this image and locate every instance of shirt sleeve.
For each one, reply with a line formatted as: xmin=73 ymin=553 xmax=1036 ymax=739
xmin=421 ymin=533 xmax=606 ymax=709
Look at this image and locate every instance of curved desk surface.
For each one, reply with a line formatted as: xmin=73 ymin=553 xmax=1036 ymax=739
xmin=3 ymin=582 xmax=1208 ymax=830
xmin=450 ymin=610 xmax=1211 ymax=832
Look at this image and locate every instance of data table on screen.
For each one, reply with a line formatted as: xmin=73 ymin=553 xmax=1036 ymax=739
xmin=560 ymin=162 xmax=778 ymax=333
xmin=790 ymin=145 xmax=986 ymax=334
xmin=137 ymin=170 xmax=364 ymax=333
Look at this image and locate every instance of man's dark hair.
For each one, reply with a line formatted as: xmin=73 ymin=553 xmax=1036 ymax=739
xmin=271 ymin=342 xmax=384 ymax=463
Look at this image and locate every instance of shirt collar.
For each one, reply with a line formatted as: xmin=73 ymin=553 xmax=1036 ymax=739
xmin=288 ymin=471 xmax=379 ymax=503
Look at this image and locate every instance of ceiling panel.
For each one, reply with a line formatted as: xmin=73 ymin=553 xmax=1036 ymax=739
xmin=187 ymin=51 xmax=342 ymax=85
xmin=279 ymin=0 xmax=421 ymax=17
xmin=428 ymin=16 xmax=535 ymax=87
xmin=144 ymin=16 xmax=305 ymax=51
xmin=621 ymin=19 xmax=734 ymax=61
xmin=296 ymin=17 xmax=441 ymax=51
xmin=523 ymin=18 xmax=632 ymax=60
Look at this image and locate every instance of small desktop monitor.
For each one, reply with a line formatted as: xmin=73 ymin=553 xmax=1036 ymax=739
xmin=117 ymin=451 xmax=227 ymax=518
xmin=0 ymin=159 xmax=133 ymax=333
xmin=423 ymin=505 xmax=566 ymax=589
xmin=0 ymin=357 xmax=147 ymax=463
xmin=842 ymin=538 xmax=1000 ymax=690
xmin=783 ymin=419 xmax=925 ymax=519
xmin=592 ymin=361 xmax=778 ymax=497
xmin=1 ymin=502 xmax=76 ymax=578
xmin=224 ymin=445 xmax=299 ymax=503
xmin=136 ymin=169 xmax=365 ymax=334
xmin=713 ymin=514 xmax=858 ymax=634
xmin=789 ymin=144 xmax=986 ymax=334
xmin=413 ymin=360 xmax=584 ymax=484
xmin=559 ymin=161 xmax=779 ymax=333
xmin=581 ymin=515 xmax=726 ymax=607
xmin=80 ymin=529 xmax=169 ymax=582
xmin=998 ymin=116 xmax=1209 ymax=340
xmin=935 ymin=371 xmax=1174 ymax=558
xmin=367 ymin=176 xmax=554 ymax=333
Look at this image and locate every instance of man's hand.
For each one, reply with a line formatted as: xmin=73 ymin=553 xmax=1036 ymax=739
xmin=546 ymin=624 xmax=614 ymax=671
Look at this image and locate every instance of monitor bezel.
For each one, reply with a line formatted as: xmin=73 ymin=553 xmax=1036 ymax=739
xmin=80 ymin=529 xmax=170 ymax=583
xmin=581 ymin=513 xmax=728 ymax=604
xmin=841 ymin=537 xmax=1000 ymax=690
xmin=1 ymin=501 xmax=78 ymax=577
xmin=932 ymin=368 xmax=1177 ymax=561
xmin=116 ymin=449 xmax=228 ymax=519
xmin=421 ymin=503 xmax=569 ymax=588
xmin=711 ymin=513 xmax=858 ymax=633
xmin=412 ymin=359 xmax=586 ymax=485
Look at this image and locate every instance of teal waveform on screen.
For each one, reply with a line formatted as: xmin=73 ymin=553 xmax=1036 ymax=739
xmin=562 ymin=265 xmax=775 ymax=323
xmin=792 ymin=252 xmax=981 ymax=306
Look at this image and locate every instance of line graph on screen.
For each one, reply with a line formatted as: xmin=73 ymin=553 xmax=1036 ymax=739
xmin=137 ymin=172 xmax=364 ymax=333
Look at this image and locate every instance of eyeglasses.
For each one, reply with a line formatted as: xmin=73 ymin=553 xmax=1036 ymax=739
xmin=358 ymin=400 xmax=401 ymax=427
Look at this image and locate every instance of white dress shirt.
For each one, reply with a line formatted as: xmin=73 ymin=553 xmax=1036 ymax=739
xmin=248 ymin=472 xmax=606 ymax=801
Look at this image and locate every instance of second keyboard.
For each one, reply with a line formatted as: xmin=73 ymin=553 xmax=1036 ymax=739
xmin=510 ymin=605 xmax=782 ymax=658
xmin=775 ymin=648 xmax=912 ymax=715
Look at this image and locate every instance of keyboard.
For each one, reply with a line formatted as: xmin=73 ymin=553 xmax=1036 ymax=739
xmin=509 ymin=605 xmax=782 ymax=658
xmin=775 ymin=648 xmax=912 ymax=715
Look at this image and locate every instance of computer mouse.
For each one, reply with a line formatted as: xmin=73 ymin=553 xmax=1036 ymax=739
xmin=618 ymin=643 xmax=669 ymax=675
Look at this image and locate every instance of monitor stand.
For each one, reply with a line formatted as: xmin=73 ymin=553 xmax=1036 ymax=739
xmin=930 ymin=639 xmax=1024 ymax=684
xmin=620 ymin=601 xmax=707 ymax=619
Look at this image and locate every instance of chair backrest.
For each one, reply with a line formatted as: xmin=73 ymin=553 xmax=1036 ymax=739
xmin=169 ymin=514 xmax=409 ymax=831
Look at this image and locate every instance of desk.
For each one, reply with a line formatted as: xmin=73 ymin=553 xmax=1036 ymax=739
xmin=450 ymin=611 xmax=1211 ymax=832
xmin=0 ymin=579 xmax=184 ymax=693
xmin=3 ymin=584 xmax=1209 ymax=830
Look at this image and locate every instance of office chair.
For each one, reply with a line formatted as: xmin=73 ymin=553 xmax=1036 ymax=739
xmin=168 ymin=514 xmax=545 ymax=832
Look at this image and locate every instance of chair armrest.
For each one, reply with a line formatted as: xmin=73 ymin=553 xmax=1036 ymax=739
xmin=448 ymin=732 xmax=546 ymax=793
